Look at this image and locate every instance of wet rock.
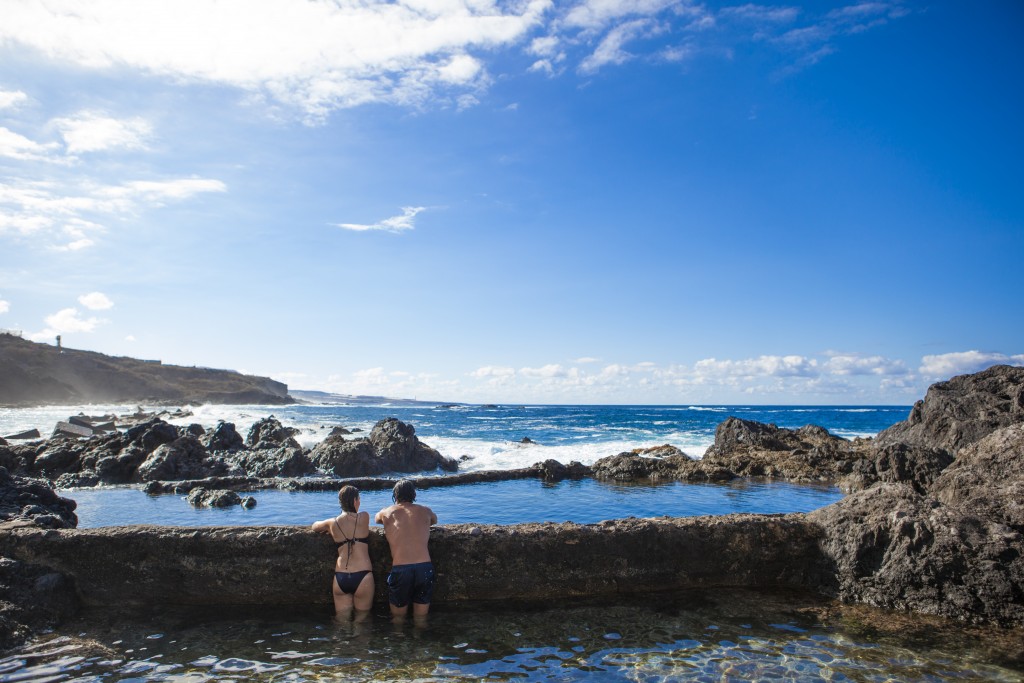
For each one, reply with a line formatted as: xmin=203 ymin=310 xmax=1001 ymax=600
xmin=124 ymin=419 xmax=180 ymax=452
xmin=233 ymin=446 xmax=315 ymax=478
xmin=0 ymin=467 xmax=77 ymax=529
xmin=702 ymin=418 xmax=868 ymax=482
xmin=810 ymin=483 xmax=1024 ymax=626
xmin=245 ymin=416 xmax=300 ymax=450
xmin=136 ymin=436 xmax=230 ymax=482
xmin=327 ymin=426 xmax=351 ymax=437
xmin=0 ymin=557 xmax=78 ymax=654
xmin=32 ymin=441 xmax=81 ymax=476
xmin=875 ymin=364 xmax=1024 ymax=454
xmin=537 ymin=459 xmax=590 ymax=480
xmin=186 ymin=487 xmax=242 ymax=508
xmin=309 ymin=418 xmax=458 ymax=477
xmin=241 ymin=496 xmax=257 ymax=509
xmin=203 ymin=421 xmax=244 ymax=452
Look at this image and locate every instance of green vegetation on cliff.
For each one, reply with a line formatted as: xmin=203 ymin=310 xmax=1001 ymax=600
xmin=0 ymin=333 xmax=291 ymax=406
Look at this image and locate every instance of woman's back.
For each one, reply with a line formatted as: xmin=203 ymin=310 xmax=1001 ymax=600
xmin=330 ymin=511 xmax=372 ymax=572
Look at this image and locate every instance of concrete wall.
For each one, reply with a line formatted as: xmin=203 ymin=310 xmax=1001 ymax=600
xmin=0 ymin=513 xmax=829 ymax=607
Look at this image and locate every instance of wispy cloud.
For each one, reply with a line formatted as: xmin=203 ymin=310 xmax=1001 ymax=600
xmin=1 ymin=176 xmax=226 ymax=249
xmin=0 ymin=296 xmax=9 ymax=315
xmin=334 ymin=206 xmax=426 ymax=233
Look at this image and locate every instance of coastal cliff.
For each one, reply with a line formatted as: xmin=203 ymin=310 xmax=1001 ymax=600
xmin=0 ymin=333 xmax=291 ymax=407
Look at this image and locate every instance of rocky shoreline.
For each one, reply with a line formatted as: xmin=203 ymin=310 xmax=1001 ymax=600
xmin=0 ymin=364 xmax=1021 ymax=651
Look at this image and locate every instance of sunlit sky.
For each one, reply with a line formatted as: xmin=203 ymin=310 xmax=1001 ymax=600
xmin=1 ymin=1 xmax=1022 ymax=404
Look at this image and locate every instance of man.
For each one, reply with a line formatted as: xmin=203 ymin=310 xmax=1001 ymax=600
xmin=375 ymin=479 xmax=438 ymax=620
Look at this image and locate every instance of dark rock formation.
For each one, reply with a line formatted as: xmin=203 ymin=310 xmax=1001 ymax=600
xmin=309 ymin=418 xmax=457 ymax=477
xmin=702 ymin=418 xmax=869 ymax=482
xmin=0 ymin=468 xmax=76 ymax=529
xmin=136 ymin=436 xmax=231 ymax=482
xmin=0 ymin=556 xmax=78 ymax=654
xmin=203 ymin=421 xmax=244 ymax=452
xmin=810 ymin=483 xmax=1023 ymax=626
xmin=245 ymin=416 xmax=300 ymax=450
xmin=929 ymin=424 xmax=1024 ymax=532
xmin=592 ymin=445 xmax=735 ymax=482
xmin=187 ymin=487 xmax=242 ymax=508
xmin=841 ymin=442 xmax=954 ymax=494
xmin=232 ymin=446 xmax=315 ymax=478
xmin=875 ymin=364 xmax=1024 ymax=454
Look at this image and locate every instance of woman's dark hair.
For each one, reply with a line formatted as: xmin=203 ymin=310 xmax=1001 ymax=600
xmin=338 ymin=485 xmax=360 ymax=513
xmin=392 ymin=479 xmax=416 ymax=504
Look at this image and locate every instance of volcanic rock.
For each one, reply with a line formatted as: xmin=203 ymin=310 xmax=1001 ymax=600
xmin=702 ymin=418 xmax=868 ymax=482
xmin=0 ymin=467 xmax=76 ymax=529
xmin=309 ymin=418 xmax=457 ymax=477
xmin=203 ymin=421 xmax=244 ymax=452
xmin=875 ymin=364 xmax=1024 ymax=454
xmin=187 ymin=487 xmax=242 ymax=508
xmin=0 ymin=556 xmax=78 ymax=654
xmin=233 ymin=446 xmax=315 ymax=478
xmin=245 ymin=416 xmax=300 ymax=450
xmin=136 ymin=436 xmax=231 ymax=482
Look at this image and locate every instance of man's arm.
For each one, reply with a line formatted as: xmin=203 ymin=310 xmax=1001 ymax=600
xmin=374 ymin=508 xmax=386 ymax=525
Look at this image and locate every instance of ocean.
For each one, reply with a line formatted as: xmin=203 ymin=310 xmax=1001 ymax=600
xmin=0 ymin=401 xmax=911 ymax=471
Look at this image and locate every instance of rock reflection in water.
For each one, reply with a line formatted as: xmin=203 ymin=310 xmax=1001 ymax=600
xmin=1 ymin=589 xmax=1021 ymax=682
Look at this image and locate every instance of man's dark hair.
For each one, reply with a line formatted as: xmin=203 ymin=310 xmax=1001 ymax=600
xmin=338 ymin=485 xmax=359 ymax=513
xmin=392 ymin=479 xmax=417 ymax=504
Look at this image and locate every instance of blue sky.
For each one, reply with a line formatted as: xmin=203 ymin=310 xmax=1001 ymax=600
xmin=1 ymin=0 xmax=1022 ymax=404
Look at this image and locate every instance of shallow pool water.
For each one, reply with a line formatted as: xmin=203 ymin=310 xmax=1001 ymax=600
xmin=5 ymin=590 xmax=1022 ymax=682
xmin=64 ymin=477 xmax=845 ymax=528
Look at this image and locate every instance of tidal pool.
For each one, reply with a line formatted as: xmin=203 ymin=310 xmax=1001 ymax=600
xmin=64 ymin=477 xmax=845 ymax=528
xmin=4 ymin=589 xmax=1021 ymax=682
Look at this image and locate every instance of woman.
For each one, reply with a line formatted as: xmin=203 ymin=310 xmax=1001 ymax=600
xmin=311 ymin=485 xmax=375 ymax=619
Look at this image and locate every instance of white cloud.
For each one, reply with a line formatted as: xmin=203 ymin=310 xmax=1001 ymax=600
xmin=53 ymin=111 xmax=152 ymax=154
xmin=720 ymin=4 xmax=800 ymax=24
xmin=0 ymin=0 xmax=551 ymax=119
xmin=78 ymin=292 xmax=114 ymax=310
xmin=0 ymin=297 xmax=9 ymax=314
xmin=520 ymin=363 xmax=568 ymax=378
xmin=471 ymin=365 xmax=517 ymax=379
xmin=0 ymin=90 xmax=28 ymax=110
xmin=28 ymin=307 xmax=107 ymax=341
xmin=694 ymin=354 xmax=820 ymax=378
xmin=125 ymin=334 xmax=136 ymax=342
xmin=824 ymin=353 xmax=908 ymax=376
xmin=0 ymin=127 xmax=61 ymax=161
xmin=919 ymin=351 xmax=1024 ymax=379
xmin=574 ymin=356 xmax=600 ymax=363
xmin=335 ymin=206 xmax=426 ymax=233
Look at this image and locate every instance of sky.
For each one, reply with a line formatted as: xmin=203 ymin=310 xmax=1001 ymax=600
xmin=1 ymin=1 xmax=1022 ymax=405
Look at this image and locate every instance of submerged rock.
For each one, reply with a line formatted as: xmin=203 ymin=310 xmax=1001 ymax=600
xmin=186 ymin=487 xmax=242 ymax=508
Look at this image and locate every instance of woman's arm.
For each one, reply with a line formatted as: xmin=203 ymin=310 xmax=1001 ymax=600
xmin=311 ymin=518 xmax=332 ymax=533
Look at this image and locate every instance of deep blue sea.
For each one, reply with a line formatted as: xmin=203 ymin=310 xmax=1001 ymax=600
xmin=0 ymin=402 xmax=910 ymax=528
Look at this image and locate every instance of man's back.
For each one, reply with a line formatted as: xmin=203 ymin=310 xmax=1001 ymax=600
xmin=376 ymin=502 xmax=436 ymax=565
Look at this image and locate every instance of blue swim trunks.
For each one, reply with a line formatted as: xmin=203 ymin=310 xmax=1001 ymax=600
xmin=386 ymin=561 xmax=435 ymax=607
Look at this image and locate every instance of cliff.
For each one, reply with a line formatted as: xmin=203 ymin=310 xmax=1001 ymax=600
xmin=0 ymin=334 xmax=292 ymax=407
